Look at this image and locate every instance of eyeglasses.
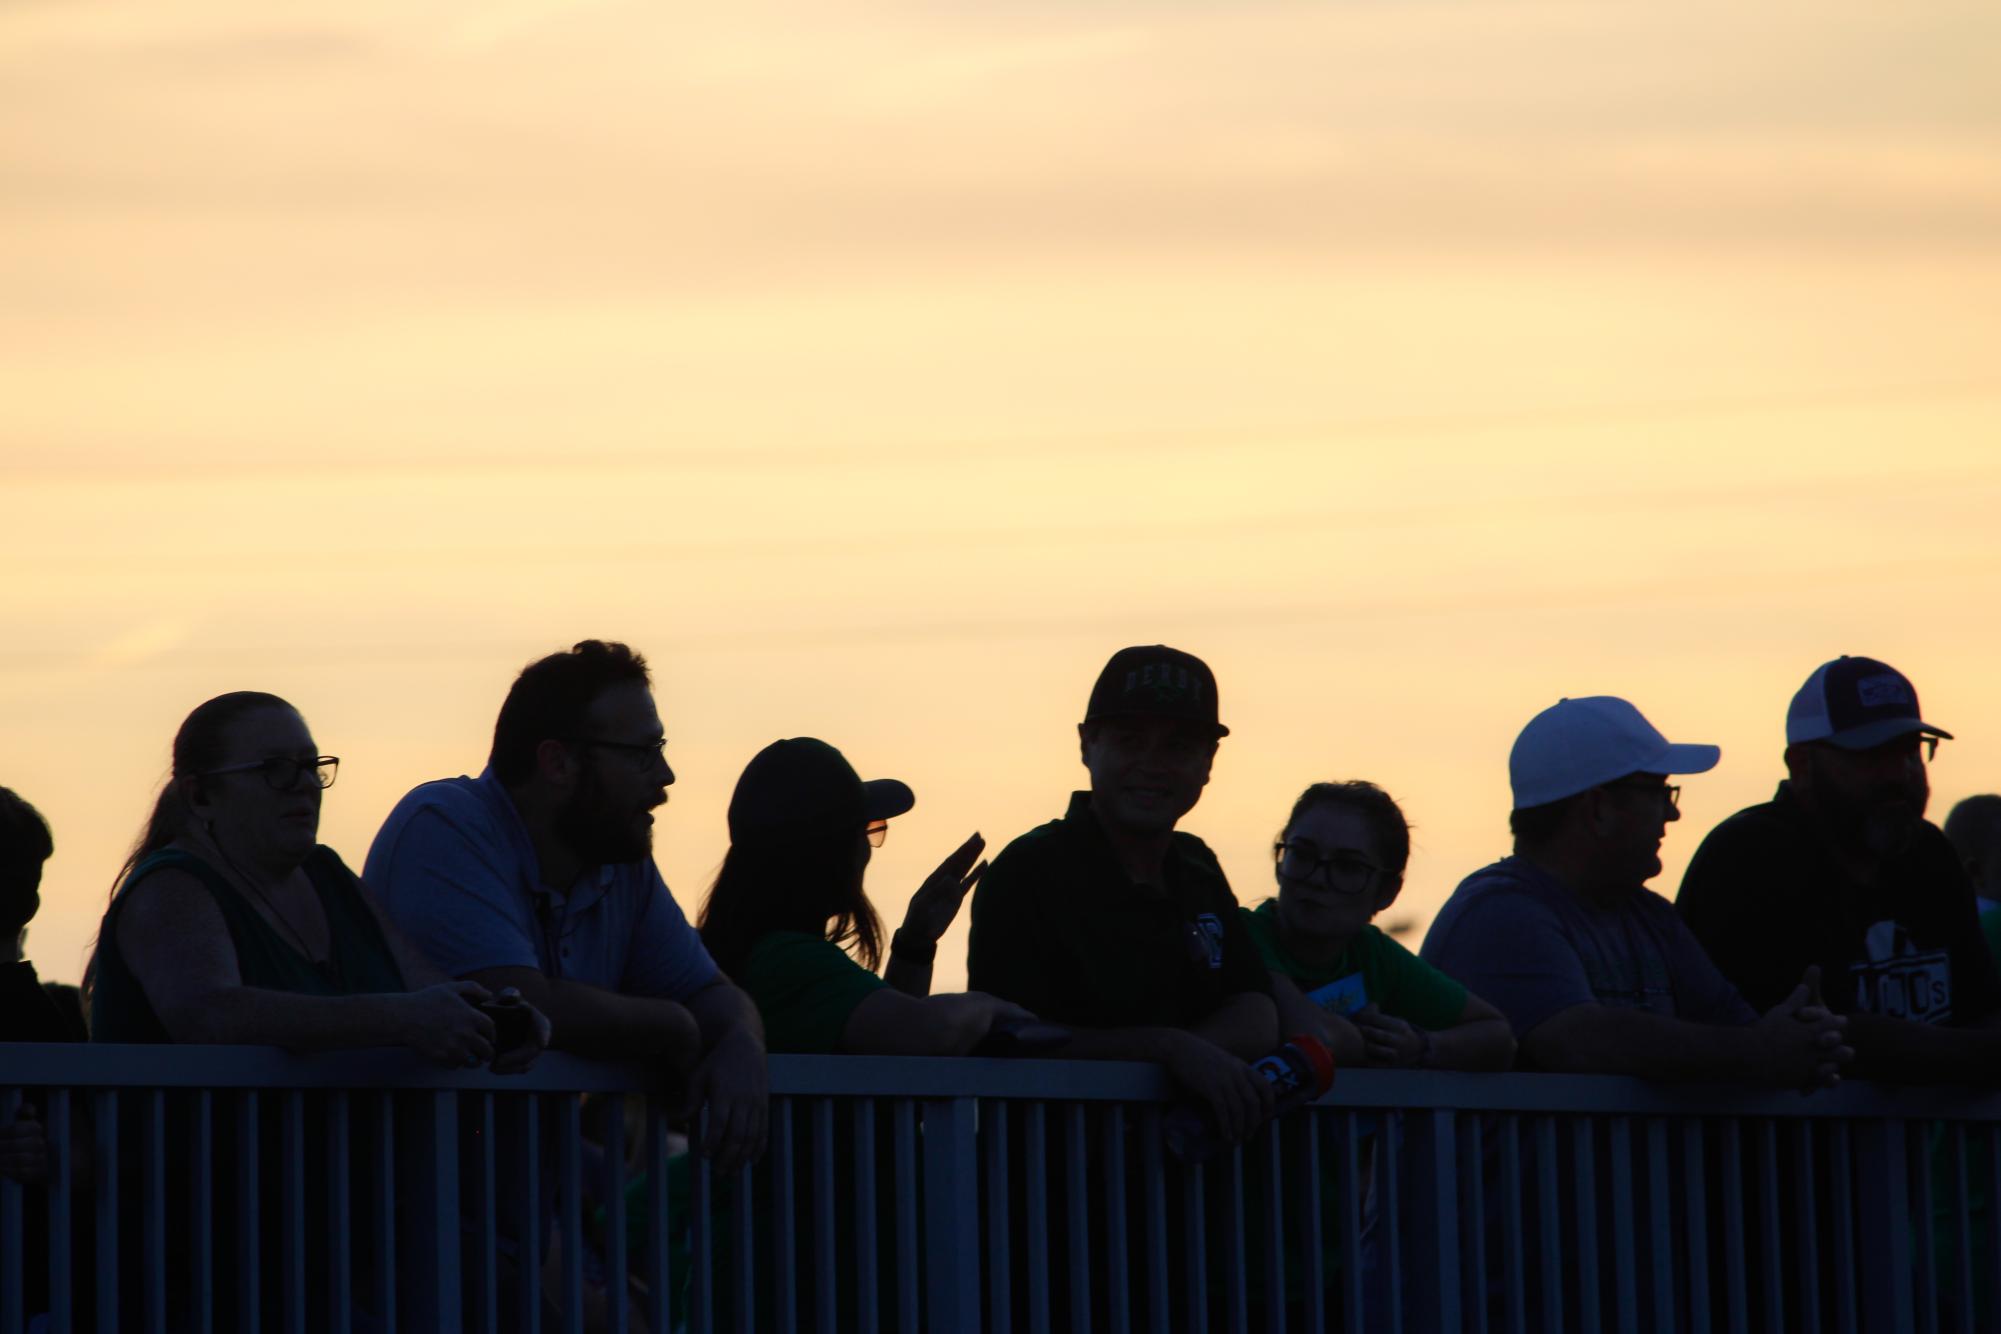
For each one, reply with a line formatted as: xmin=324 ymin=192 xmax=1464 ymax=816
xmin=1600 ymin=780 xmax=1680 ymax=811
xmin=1273 ymin=840 xmax=1388 ymax=893
xmin=865 ymin=820 xmax=889 ymax=848
xmin=203 ymin=756 xmax=340 ymax=791
xmin=565 ymin=736 xmax=668 ymax=773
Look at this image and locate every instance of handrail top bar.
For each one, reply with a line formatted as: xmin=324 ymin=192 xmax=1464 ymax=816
xmin=3 ymin=1045 xmax=2000 ymax=1119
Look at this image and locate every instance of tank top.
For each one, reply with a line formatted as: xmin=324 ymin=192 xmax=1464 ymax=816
xmin=91 ymin=845 xmax=407 ymax=1043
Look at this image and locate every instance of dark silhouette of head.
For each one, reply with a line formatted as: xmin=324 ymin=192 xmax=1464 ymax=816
xmin=1945 ymin=794 xmax=2001 ymax=899
xmin=0 ymin=787 xmax=54 ymax=944
xmin=112 ymin=691 xmax=297 ymax=898
xmin=490 ymin=640 xmax=652 ymax=787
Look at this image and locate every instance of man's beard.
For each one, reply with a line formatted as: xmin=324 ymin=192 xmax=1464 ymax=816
xmin=554 ymin=766 xmax=652 ymax=867
xmin=1819 ymin=766 xmax=1928 ymax=860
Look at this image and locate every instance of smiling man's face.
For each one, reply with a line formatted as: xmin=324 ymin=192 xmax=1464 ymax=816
xmin=1079 ymin=715 xmax=1218 ymax=839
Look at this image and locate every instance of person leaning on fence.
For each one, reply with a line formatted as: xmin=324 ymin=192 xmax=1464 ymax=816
xmin=967 ymin=644 xmax=1279 ymax=1142
xmin=1247 ymin=780 xmax=1514 ymax=1071
xmin=1420 ymin=695 xmax=1850 ymax=1087
xmin=364 ymin=640 xmax=769 ymax=1170
xmin=1679 ymin=657 xmax=2001 ymax=1083
xmin=88 ymin=691 xmax=550 ymax=1067
xmin=697 ymin=737 xmax=1034 ymax=1056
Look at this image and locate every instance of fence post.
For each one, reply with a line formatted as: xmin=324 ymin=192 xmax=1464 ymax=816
xmin=922 ymin=1095 xmax=982 ymax=1333
xmin=400 ymin=1089 xmax=463 ymax=1333
xmin=1407 ymin=1106 xmax=1463 ymax=1334
xmin=1855 ymin=1117 xmax=1915 ymax=1334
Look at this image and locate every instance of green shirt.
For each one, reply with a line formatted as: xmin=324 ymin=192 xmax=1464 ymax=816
xmin=740 ymin=930 xmax=887 ymax=1054
xmin=1240 ymin=899 xmax=1467 ymax=1031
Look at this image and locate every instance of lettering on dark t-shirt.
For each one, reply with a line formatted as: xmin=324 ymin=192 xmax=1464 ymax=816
xmin=1848 ymin=919 xmax=1953 ymax=1022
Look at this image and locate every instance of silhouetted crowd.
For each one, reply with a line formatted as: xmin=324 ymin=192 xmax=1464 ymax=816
xmin=6 ymin=640 xmax=2001 ymax=1327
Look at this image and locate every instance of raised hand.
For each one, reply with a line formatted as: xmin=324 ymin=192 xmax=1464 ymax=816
xmin=900 ymin=832 xmax=988 ymax=946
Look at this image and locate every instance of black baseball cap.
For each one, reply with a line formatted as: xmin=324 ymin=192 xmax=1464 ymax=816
xmin=1083 ymin=645 xmax=1228 ymax=738
xmin=1786 ymin=656 xmax=1953 ymax=751
xmin=727 ymin=738 xmax=915 ymax=841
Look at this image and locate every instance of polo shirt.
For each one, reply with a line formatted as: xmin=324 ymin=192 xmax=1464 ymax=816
xmin=363 ymin=767 xmax=719 ymax=1000
xmin=1677 ymin=782 xmax=2001 ymax=1024
xmin=1239 ymin=899 xmax=1467 ymax=1031
xmin=966 ymin=790 xmax=1269 ymax=1029
xmin=739 ymin=930 xmax=886 ymax=1054
xmin=1420 ymin=855 xmax=1756 ymax=1050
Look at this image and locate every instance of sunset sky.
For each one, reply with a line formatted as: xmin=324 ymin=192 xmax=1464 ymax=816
xmin=6 ymin=0 xmax=2001 ymax=991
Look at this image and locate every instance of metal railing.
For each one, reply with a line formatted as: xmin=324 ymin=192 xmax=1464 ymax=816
xmin=3 ymin=1044 xmax=1998 ymax=1333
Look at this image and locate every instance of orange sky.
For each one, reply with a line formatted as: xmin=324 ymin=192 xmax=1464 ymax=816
xmin=6 ymin=0 xmax=2001 ymax=990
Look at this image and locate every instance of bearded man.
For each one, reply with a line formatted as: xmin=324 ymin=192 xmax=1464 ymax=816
xmin=1678 ymin=655 xmax=2001 ymax=1084
xmin=366 ymin=639 xmax=767 ymax=1167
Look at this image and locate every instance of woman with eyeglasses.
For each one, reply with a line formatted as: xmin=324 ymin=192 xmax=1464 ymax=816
xmin=697 ymin=737 xmax=1037 ymax=1055
xmin=1247 ymin=781 xmax=1514 ymax=1070
xmin=89 ymin=690 xmax=549 ymax=1066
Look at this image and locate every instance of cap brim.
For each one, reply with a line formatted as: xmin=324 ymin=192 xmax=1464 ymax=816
xmin=862 ymin=778 xmax=915 ymax=822
xmin=1651 ymin=743 xmax=1721 ymax=777
xmin=1824 ymin=718 xmax=1954 ymax=750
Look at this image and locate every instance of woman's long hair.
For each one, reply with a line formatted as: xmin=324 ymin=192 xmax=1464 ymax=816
xmin=697 ymin=822 xmax=881 ymax=983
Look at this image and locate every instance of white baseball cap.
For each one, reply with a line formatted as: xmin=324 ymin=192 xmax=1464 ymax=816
xmin=1510 ymin=696 xmax=1721 ymax=810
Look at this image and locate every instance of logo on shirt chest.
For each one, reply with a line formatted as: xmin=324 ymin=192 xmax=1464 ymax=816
xmin=1849 ymin=919 xmax=1953 ymax=1023
xmin=1185 ymin=913 xmax=1227 ymax=970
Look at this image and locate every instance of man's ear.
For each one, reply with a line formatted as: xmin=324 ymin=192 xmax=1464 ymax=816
xmin=1077 ymin=722 xmax=1093 ymax=767
xmin=535 ymin=737 xmax=580 ymax=788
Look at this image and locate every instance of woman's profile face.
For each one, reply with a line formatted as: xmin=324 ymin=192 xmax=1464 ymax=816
xmin=195 ymin=705 xmax=324 ymax=868
xmin=1274 ymin=800 xmax=1400 ymax=950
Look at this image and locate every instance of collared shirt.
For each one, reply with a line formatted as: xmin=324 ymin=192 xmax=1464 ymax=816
xmin=1678 ymin=782 xmax=2001 ymax=1025
xmin=966 ymin=790 xmax=1269 ymax=1030
xmin=364 ymin=767 xmax=719 ymax=999
xmin=1421 ymin=855 xmax=1756 ymax=1052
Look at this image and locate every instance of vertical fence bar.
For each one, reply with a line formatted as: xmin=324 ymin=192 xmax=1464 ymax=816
xmin=1948 ymin=1123 xmax=1972 ymax=1334
xmin=1571 ymin=1118 xmax=1601 ymax=1333
xmin=1141 ymin=1107 xmax=1170 ymax=1334
xmin=1225 ymin=1145 xmax=1249 ymax=1334
xmin=645 ymin=1099 xmax=673 ymax=1334
xmin=770 ymin=1100 xmax=796 ymax=1334
xmin=1341 ymin=1112 xmax=1365 ymax=1334
xmin=922 ymin=1096 xmax=980 ymax=1334
xmin=1461 ymin=1115 xmax=1487 ymax=1334
xmin=854 ymin=1100 xmax=879 ymax=1334
xmin=423 ymin=1091 xmax=462 ymax=1333
xmin=1791 ymin=1121 xmax=1821 ymax=1334
xmin=374 ymin=1092 xmax=395 ymax=1334
xmin=1534 ymin=1116 xmax=1563 ymax=1334
xmin=1911 ymin=1126 xmax=1940 ymax=1334
xmin=1719 ymin=1118 xmax=1745 ymax=1334
xmin=327 ymin=1092 xmax=350 ymax=1334
xmin=1408 ymin=1108 xmax=1462 ymax=1334
xmin=192 ymin=1089 xmax=216 ymax=1334
xmin=730 ymin=1153 xmax=754 ymax=1334
xmin=477 ymin=1094 xmax=497 ymax=1334
xmin=1645 ymin=1118 xmax=1674 ymax=1334
xmin=1829 ymin=1120 xmax=1858 ymax=1334
xmin=986 ymin=1101 xmax=1012 ymax=1334
xmin=1755 ymin=1120 xmax=1783 ymax=1334
xmin=1499 ymin=1114 xmax=1524 ymax=1334
xmin=603 ymin=1096 xmax=629 ymax=1334
xmin=0 ymin=1089 xmax=18 ymax=1334
xmin=1681 ymin=1119 xmax=1710 ymax=1334
xmin=92 ymin=1090 xmax=119 ymax=1334
xmin=894 ymin=1100 xmax=917 ymax=1334
xmin=690 ymin=1110 xmax=714 ymax=1334
xmin=1609 ymin=1117 xmax=1637 ymax=1334
xmin=145 ymin=1090 xmax=168 ymax=1334
xmin=1103 ymin=1105 xmax=1132 ymax=1334
xmin=1856 ymin=1117 xmax=1915 ymax=1334
xmin=812 ymin=1099 xmax=836 ymax=1334
xmin=280 ymin=1091 xmax=306 ymax=1334
xmin=1065 ymin=1104 xmax=1092 ymax=1334
xmin=1988 ymin=1126 xmax=2001 ymax=1334
xmin=517 ymin=1095 xmax=540 ymax=1334
xmin=559 ymin=1097 xmax=585 ymax=1334
xmin=1257 ymin=1120 xmax=1282 ymax=1334
xmin=1383 ymin=1115 xmax=1405 ymax=1334
xmin=1183 ymin=1155 xmax=1209 ymax=1334
xmin=1025 ymin=1103 xmax=1049 ymax=1334
xmin=238 ymin=1090 xmax=260 ymax=1334
xmin=1299 ymin=1111 xmax=1326 ymax=1334
xmin=48 ymin=1088 xmax=71 ymax=1334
